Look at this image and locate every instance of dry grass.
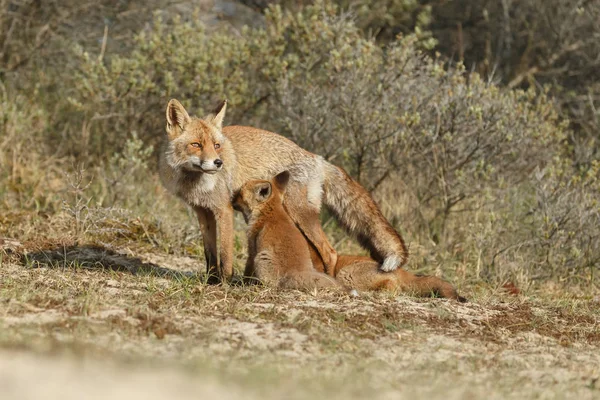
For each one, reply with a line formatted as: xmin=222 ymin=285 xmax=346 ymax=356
xmin=1 ymin=2 xmax=599 ymax=398
xmin=1 ymin=227 xmax=599 ymax=399
xmin=0 ymin=163 xmax=598 ymax=400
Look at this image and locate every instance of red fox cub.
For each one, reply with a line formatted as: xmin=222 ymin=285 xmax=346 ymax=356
xmin=233 ymin=171 xmax=342 ymax=291
xmin=310 ymin=250 xmax=466 ymax=301
xmin=159 ymin=99 xmax=408 ymax=282
xmin=235 ymin=171 xmax=465 ymax=300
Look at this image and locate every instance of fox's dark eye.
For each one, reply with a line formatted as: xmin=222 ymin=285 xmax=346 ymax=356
xmin=214 ymin=143 xmax=221 ymax=150
xmin=190 ymin=142 xmax=202 ymax=149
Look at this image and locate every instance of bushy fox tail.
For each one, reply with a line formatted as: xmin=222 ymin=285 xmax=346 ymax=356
xmin=322 ymin=162 xmax=408 ymax=271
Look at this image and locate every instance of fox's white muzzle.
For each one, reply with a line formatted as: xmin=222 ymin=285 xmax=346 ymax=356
xmin=188 ymin=157 xmax=223 ymax=174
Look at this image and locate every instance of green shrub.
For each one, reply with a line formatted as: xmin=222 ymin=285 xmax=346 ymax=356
xmin=2 ymin=0 xmax=598 ymax=287
xmin=267 ymin=34 xmax=566 ymax=237
xmin=67 ymin=11 xmax=269 ymax=157
xmin=470 ymin=158 xmax=600 ymax=286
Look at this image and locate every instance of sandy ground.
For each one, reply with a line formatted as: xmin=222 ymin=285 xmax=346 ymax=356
xmin=1 ymin=245 xmax=600 ymax=399
xmin=1 ymin=350 xmax=248 ymax=400
xmin=1 ymin=328 xmax=599 ymax=400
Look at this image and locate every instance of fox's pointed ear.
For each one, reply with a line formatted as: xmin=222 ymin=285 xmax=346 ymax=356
xmin=274 ymin=171 xmax=290 ymax=193
xmin=166 ymin=99 xmax=191 ymax=139
xmin=211 ymin=99 xmax=227 ymax=130
xmin=255 ymin=182 xmax=272 ymax=203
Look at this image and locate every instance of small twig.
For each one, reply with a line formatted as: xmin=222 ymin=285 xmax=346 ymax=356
xmin=508 ymin=40 xmax=584 ymax=89
xmin=98 ymin=25 xmax=108 ymax=62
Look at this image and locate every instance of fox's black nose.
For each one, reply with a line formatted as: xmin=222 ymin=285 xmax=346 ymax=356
xmin=214 ymin=159 xmax=223 ymax=168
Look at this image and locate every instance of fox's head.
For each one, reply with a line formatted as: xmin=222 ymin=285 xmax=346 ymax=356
xmin=233 ymin=171 xmax=290 ymax=223
xmin=164 ymin=99 xmax=228 ymax=174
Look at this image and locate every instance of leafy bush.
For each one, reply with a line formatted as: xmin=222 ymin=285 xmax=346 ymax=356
xmin=246 ymin=0 xmax=600 ymax=180
xmin=268 ymin=33 xmax=566 ymax=240
xmin=67 ymin=12 xmax=267 ymax=156
xmin=471 ymin=159 xmax=600 ymax=286
xmin=378 ymin=0 xmax=600 ymax=165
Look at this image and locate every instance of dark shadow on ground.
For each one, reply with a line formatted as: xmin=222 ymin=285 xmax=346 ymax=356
xmin=20 ymin=245 xmax=201 ymax=281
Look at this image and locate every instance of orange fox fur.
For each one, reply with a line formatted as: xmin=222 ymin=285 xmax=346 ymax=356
xmin=235 ymin=172 xmax=465 ymax=300
xmin=233 ymin=171 xmax=342 ymax=291
xmin=159 ymin=99 xmax=408 ymax=281
xmin=309 ymin=249 xmax=466 ymax=301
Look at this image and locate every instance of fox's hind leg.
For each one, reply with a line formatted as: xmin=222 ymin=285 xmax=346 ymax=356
xmin=283 ymin=184 xmax=338 ymax=276
xmin=334 ymin=256 xmax=388 ymax=291
xmin=398 ymin=273 xmax=467 ymax=302
xmin=279 ymin=271 xmax=343 ymax=292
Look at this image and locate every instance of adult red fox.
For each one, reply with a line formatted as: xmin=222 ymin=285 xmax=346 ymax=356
xmin=159 ymin=99 xmax=408 ymax=281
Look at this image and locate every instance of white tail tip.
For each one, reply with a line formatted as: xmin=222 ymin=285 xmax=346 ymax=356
xmin=381 ymin=255 xmax=402 ymax=272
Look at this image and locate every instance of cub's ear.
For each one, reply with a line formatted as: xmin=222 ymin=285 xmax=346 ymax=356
xmin=255 ymin=182 xmax=272 ymax=203
xmin=166 ymin=99 xmax=191 ymax=140
xmin=274 ymin=171 xmax=290 ymax=193
xmin=210 ymin=99 xmax=227 ymax=130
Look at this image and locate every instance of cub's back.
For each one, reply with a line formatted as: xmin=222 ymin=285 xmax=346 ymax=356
xmin=255 ymin=206 xmax=314 ymax=276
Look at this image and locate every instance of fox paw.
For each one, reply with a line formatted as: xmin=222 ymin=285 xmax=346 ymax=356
xmin=380 ymin=255 xmax=403 ymax=272
xmin=322 ymin=248 xmax=338 ymax=275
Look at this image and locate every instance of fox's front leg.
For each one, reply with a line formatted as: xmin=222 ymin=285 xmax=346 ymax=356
xmin=194 ymin=207 xmax=220 ymax=283
xmin=215 ymin=203 xmax=234 ymax=280
xmin=243 ymin=235 xmax=257 ymax=278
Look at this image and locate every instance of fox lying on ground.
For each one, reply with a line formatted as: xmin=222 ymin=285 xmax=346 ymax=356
xmin=309 ymin=247 xmax=466 ymax=301
xmin=233 ymin=171 xmax=343 ymax=291
xmin=336 ymin=256 xmax=466 ymax=301
xmin=235 ymin=171 xmax=465 ymax=300
xmin=159 ymin=99 xmax=408 ymax=281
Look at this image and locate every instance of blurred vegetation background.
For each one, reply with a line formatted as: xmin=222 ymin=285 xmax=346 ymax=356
xmin=1 ymin=0 xmax=598 ymax=291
